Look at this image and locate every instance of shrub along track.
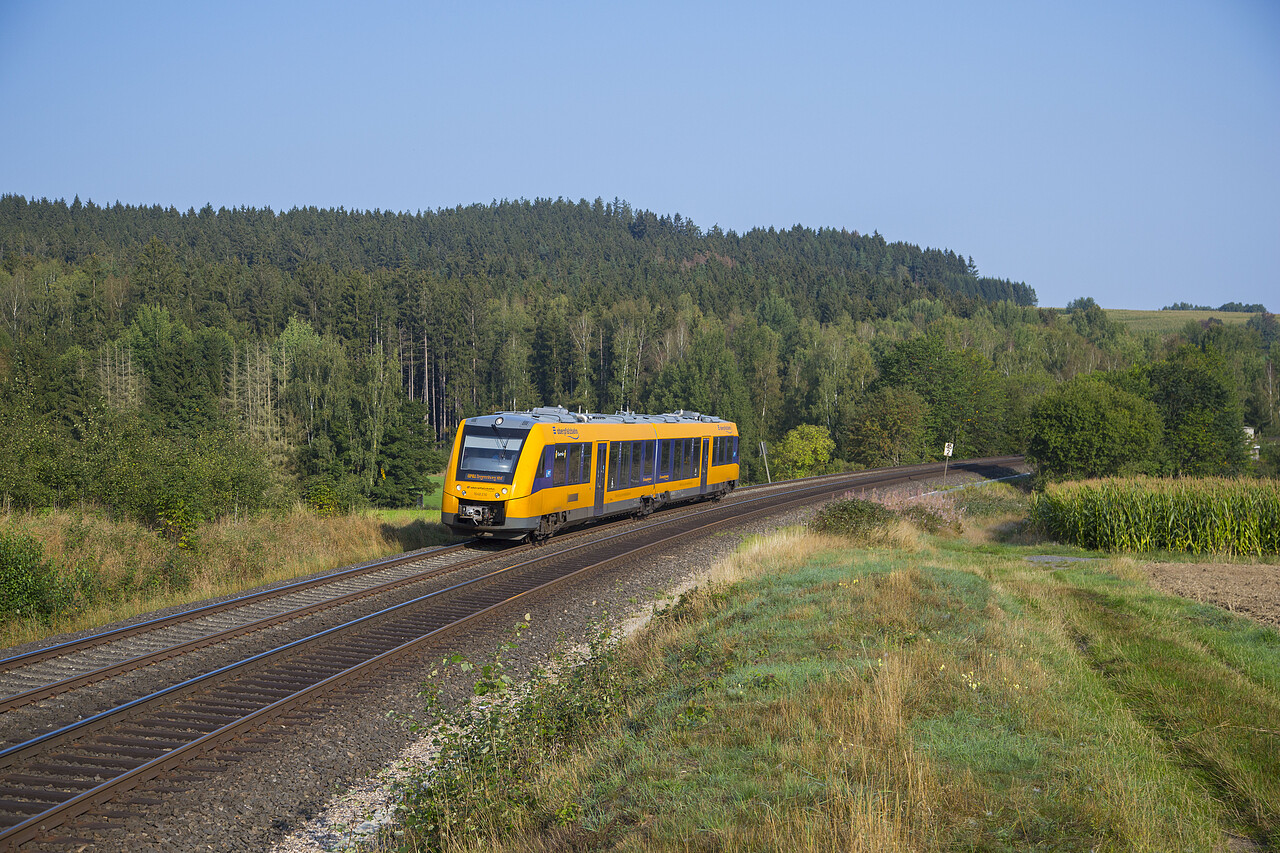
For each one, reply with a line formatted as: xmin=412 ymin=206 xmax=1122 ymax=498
xmin=0 ymin=457 xmax=1021 ymax=851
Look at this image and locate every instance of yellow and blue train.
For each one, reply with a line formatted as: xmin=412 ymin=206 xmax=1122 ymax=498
xmin=442 ymin=407 xmax=740 ymax=542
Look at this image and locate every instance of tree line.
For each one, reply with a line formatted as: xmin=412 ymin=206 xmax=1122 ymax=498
xmin=1160 ymin=301 xmax=1268 ymax=313
xmin=1 ymin=194 xmax=1275 ymax=537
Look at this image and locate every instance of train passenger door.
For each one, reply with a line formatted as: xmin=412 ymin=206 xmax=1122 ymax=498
xmin=594 ymin=442 xmax=608 ymax=516
xmin=700 ymin=438 xmax=709 ymax=492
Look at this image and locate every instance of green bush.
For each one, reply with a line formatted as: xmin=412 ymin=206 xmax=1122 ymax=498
xmin=0 ymin=531 xmax=63 ymax=622
xmin=809 ymin=498 xmax=897 ymax=539
xmin=1025 ymin=374 xmax=1162 ymax=481
xmin=79 ymin=413 xmax=271 ymax=534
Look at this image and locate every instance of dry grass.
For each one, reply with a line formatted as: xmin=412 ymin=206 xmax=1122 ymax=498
xmin=0 ymin=505 xmax=454 ymax=650
xmin=707 ymin=527 xmax=852 ymax=586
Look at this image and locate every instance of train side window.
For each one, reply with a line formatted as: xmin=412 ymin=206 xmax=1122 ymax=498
xmin=712 ymin=437 xmax=722 ymax=466
xmin=583 ymin=443 xmax=592 ymax=482
xmin=628 ymin=441 xmax=642 ymax=487
xmin=567 ymin=444 xmax=582 ymax=485
xmin=693 ymin=438 xmax=701 ymax=477
xmin=608 ymin=442 xmax=621 ymax=490
xmin=732 ymin=437 xmax=739 ymax=463
xmin=643 ymin=440 xmax=655 ymax=479
xmin=659 ymin=440 xmax=670 ymax=477
xmin=673 ymin=441 xmax=683 ymax=479
xmin=550 ymin=445 xmax=565 ymax=484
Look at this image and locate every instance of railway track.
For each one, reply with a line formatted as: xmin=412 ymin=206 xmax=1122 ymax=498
xmin=0 ymin=457 xmax=1022 ymax=850
xmin=0 ymin=461 xmax=926 ymax=724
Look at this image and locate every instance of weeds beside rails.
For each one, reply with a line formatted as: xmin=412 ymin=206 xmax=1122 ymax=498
xmin=391 ymin=617 xmax=638 ymax=851
xmin=809 ymin=492 xmax=960 ymax=544
xmin=1031 ymin=477 xmax=1280 ymax=555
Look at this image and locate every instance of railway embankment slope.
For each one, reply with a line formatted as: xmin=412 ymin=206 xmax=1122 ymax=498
xmin=380 ymin=483 xmax=1279 ymax=852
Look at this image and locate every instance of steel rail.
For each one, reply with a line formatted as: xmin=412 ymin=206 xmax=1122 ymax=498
xmin=0 ymin=544 xmax=471 ymax=675
xmin=0 ymin=545 xmax=530 ymax=712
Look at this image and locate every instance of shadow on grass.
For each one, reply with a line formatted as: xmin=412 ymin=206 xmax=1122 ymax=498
xmin=379 ymin=519 xmax=461 ymax=551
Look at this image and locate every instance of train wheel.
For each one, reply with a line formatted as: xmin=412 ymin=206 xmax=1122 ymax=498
xmin=529 ymin=514 xmax=559 ymax=545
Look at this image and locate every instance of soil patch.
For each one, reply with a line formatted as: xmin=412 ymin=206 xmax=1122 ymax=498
xmin=1135 ymin=561 xmax=1280 ymax=631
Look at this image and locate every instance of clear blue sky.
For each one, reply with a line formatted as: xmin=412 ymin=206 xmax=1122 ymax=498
xmin=2 ymin=0 xmax=1276 ymax=310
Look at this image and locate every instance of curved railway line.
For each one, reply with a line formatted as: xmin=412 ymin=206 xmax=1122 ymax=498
xmin=0 ymin=457 xmax=1023 ymax=850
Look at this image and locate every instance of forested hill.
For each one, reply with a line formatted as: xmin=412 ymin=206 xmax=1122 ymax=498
xmin=11 ymin=190 xmax=1270 ymax=530
xmin=0 ymin=195 xmax=1035 ymax=314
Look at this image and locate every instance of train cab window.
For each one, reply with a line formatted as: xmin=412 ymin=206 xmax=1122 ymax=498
xmin=552 ymin=444 xmax=568 ymax=486
xmin=456 ymin=424 xmax=528 ymax=485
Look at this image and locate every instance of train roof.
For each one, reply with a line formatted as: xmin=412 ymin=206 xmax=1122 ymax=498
xmin=465 ymin=406 xmax=730 ymax=429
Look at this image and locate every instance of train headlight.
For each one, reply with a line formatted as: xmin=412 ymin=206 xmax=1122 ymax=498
xmin=501 ymin=488 xmax=508 ymax=495
xmin=494 ymin=416 xmax=504 ymax=426
xmin=456 ymin=484 xmax=463 ymax=492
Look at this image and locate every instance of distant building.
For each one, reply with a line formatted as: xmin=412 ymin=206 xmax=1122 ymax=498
xmin=1244 ymin=426 xmax=1261 ymax=460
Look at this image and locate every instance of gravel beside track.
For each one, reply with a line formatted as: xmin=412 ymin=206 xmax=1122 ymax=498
xmin=14 ymin=469 xmax=1005 ymax=852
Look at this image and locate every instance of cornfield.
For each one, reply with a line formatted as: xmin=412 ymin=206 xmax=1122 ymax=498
xmin=1031 ymin=477 xmax=1280 ymax=556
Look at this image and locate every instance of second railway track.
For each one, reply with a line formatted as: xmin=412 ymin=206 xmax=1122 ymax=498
xmin=0 ymin=457 xmax=1024 ymax=850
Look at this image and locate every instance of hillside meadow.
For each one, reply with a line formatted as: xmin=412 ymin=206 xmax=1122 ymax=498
xmin=385 ymin=483 xmax=1280 ymax=852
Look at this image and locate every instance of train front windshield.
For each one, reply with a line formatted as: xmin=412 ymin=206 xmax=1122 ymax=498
xmin=456 ymin=425 xmax=529 ymax=484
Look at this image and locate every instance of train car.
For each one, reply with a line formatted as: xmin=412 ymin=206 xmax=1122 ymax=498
xmin=442 ymin=406 xmax=740 ymax=542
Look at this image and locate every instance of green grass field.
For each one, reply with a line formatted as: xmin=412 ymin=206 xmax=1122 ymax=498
xmin=389 ymin=485 xmax=1280 ymax=852
xmin=1102 ymin=308 xmax=1259 ymax=336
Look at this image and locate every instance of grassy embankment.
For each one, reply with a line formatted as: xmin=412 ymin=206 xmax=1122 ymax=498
xmin=389 ymin=482 xmax=1280 ymax=852
xmin=1102 ymin=308 xmax=1258 ymax=336
xmin=0 ymin=477 xmax=454 ymax=651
